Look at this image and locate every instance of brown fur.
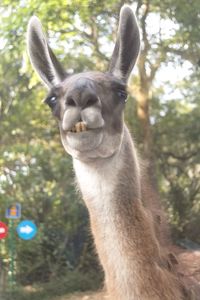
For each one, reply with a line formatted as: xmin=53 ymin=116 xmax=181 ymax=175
xmin=82 ymin=127 xmax=194 ymax=300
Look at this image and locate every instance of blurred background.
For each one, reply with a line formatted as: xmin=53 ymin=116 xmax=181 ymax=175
xmin=0 ymin=0 xmax=200 ymax=299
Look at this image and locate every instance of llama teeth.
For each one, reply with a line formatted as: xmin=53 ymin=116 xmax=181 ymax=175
xmin=81 ymin=122 xmax=87 ymax=131
xmin=77 ymin=122 xmax=87 ymax=132
xmin=70 ymin=122 xmax=87 ymax=133
xmin=75 ymin=122 xmax=81 ymax=132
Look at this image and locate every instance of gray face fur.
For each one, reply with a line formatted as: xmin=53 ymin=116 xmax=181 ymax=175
xmin=27 ymin=5 xmax=140 ymax=161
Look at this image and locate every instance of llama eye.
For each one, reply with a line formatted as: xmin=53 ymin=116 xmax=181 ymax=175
xmin=45 ymin=95 xmax=57 ymax=109
xmin=117 ymin=90 xmax=128 ymax=102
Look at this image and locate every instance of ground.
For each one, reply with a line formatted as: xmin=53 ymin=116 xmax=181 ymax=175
xmin=55 ymin=291 xmax=108 ymax=300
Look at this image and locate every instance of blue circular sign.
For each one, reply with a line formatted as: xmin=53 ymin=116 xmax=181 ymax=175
xmin=17 ymin=220 xmax=37 ymax=240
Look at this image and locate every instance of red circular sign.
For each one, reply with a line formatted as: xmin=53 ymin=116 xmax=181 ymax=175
xmin=0 ymin=222 xmax=8 ymax=240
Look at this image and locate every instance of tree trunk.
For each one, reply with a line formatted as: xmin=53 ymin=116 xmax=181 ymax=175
xmin=136 ymin=86 xmax=152 ymax=160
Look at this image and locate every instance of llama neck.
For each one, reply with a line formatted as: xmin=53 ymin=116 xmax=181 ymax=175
xmin=73 ymin=125 xmax=184 ymax=300
xmin=73 ymin=126 xmax=141 ymax=210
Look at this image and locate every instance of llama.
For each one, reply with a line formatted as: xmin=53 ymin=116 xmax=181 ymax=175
xmin=27 ymin=5 xmax=200 ymax=300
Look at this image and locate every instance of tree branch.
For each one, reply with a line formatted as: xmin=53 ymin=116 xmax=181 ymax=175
xmin=162 ymin=150 xmax=199 ymax=161
xmin=164 ymin=46 xmax=199 ymax=64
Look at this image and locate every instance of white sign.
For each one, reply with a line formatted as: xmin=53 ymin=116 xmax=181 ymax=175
xmin=0 ymin=228 xmax=6 ymax=234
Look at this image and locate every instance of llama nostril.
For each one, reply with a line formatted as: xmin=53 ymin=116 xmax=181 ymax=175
xmin=85 ymin=96 xmax=98 ymax=108
xmin=66 ymin=97 xmax=76 ymax=107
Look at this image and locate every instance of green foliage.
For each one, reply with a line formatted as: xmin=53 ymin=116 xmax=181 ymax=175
xmin=151 ymin=72 xmax=200 ymax=242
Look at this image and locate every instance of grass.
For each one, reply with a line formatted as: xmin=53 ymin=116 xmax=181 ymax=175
xmin=2 ymin=270 xmax=103 ymax=300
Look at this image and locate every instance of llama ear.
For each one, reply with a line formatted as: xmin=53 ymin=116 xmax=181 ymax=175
xmin=109 ymin=5 xmax=140 ymax=82
xmin=27 ymin=16 xmax=67 ymax=88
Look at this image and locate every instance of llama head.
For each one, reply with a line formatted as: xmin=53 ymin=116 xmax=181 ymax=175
xmin=27 ymin=5 xmax=140 ymax=161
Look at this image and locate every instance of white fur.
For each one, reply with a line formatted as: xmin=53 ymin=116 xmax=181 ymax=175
xmin=73 ymin=154 xmax=137 ymax=300
xmin=73 ymin=154 xmax=120 ymax=212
